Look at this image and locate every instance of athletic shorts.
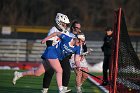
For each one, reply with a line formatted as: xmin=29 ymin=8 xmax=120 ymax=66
xmin=41 ymin=47 xmax=58 ymax=60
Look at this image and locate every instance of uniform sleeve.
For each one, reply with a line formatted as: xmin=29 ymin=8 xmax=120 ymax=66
xmin=45 ymin=28 xmax=54 ymax=47
xmin=47 ymin=27 xmax=60 ymax=45
xmin=75 ymin=46 xmax=81 ymax=55
xmin=59 ymin=34 xmax=71 ymax=43
xmin=47 ymin=27 xmax=56 ymax=36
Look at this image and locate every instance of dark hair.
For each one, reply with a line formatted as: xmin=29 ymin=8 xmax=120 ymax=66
xmin=70 ymin=20 xmax=80 ymax=31
xmin=105 ymin=26 xmax=113 ymax=31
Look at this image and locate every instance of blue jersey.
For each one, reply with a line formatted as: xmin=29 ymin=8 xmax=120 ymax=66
xmin=41 ymin=34 xmax=81 ymax=61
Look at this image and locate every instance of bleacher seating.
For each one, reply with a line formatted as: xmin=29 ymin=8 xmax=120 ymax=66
xmin=86 ymin=41 xmax=104 ymax=63
xmin=0 ymin=39 xmax=27 ymax=61
xmin=0 ymin=39 xmax=139 ymax=64
xmin=28 ymin=40 xmax=46 ymax=61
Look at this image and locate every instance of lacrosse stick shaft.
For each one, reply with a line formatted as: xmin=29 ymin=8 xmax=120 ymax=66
xmin=80 ymin=69 xmax=103 ymax=81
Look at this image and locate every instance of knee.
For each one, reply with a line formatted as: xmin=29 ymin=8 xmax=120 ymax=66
xmin=84 ymin=74 xmax=88 ymax=79
xmin=56 ymin=67 xmax=63 ymax=74
xmin=34 ymin=73 xmax=41 ymax=76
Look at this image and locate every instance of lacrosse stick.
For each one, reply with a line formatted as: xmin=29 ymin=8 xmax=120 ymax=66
xmin=80 ymin=69 xmax=104 ymax=81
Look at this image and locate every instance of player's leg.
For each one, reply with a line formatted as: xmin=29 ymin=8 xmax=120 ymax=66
xmin=42 ymin=68 xmax=54 ymax=93
xmin=74 ymin=68 xmax=82 ymax=93
xmin=47 ymin=59 xmax=64 ymax=92
xmin=12 ymin=62 xmax=45 ymax=85
xmin=40 ymin=59 xmax=54 ymax=93
xmin=60 ymin=56 xmax=71 ymax=91
xmin=81 ymin=67 xmax=89 ymax=85
xmin=103 ymin=56 xmax=110 ymax=81
xmin=101 ymin=56 xmax=109 ymax=86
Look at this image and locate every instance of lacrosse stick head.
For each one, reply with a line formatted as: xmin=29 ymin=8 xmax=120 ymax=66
xmin=89 ymin=48 xmax=93 ymax=52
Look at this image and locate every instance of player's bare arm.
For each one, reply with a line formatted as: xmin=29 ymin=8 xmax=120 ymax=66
xmin=41 ymin=32 xmax=62 ymax=44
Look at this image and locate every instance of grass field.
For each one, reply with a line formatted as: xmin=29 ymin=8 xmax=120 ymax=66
xmin=0 ymin=70 xmax=104 ymax=93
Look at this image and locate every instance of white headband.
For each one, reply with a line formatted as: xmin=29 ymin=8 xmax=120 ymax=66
xmin=77 ymin=34 xmax=85 ymax=41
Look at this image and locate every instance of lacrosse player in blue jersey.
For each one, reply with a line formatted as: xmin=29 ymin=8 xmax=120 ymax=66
xmin=13 ymin=32 xmax=84 ymax=93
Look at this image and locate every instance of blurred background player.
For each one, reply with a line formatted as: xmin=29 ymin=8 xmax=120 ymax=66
xmin=69 ymin=20 xmax=81 ymax=37
xmin=101 ymin=27 xmax=113 ymax=86
xmin=42 ymin=13 xmax=71 ymax=93
xmin=69 ymin=33 xmax=89 ymax=93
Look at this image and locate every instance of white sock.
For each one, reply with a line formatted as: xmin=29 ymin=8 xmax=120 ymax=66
xmin=59 ymin=86 xmax=63 ymax=91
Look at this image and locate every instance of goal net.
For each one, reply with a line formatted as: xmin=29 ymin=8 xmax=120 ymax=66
xmin=109 ymin=8 xmax=140 ymax=93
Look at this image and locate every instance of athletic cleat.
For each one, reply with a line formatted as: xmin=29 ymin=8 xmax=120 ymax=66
xmin=12 ymin=71 xmax=22 ymax=85
xmin=59 ymin=88 xmax=71 ymax=93
xmin=63 ymin=87 xmax=71 ymax=93
xmin=41 ymin=90 xmax=48 ymax=93
xmin=64 ymin=89 xmax=71 ymax=92
xmin=41 ymin=88 xmax=48 ymax=93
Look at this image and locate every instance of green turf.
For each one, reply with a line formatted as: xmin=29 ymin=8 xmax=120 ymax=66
xmin=0 ymin=70 xmax=104 ymax=93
